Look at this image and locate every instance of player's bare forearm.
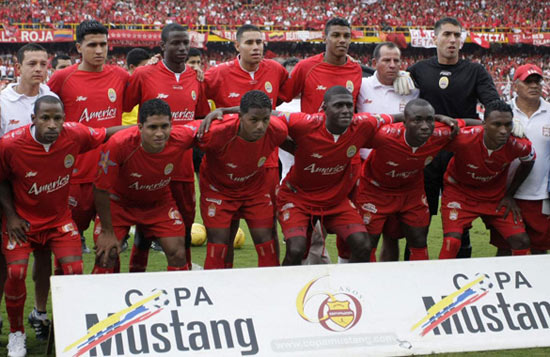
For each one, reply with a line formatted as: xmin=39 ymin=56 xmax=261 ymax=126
xmin=392 ymin=113 xmax=404 ymax=122
xmin=462 ymin=118 xmax=483 ymax=126
xmin=0 ymin=180 xmax=29 ymax=243
xmin=507 ymin=161 xmax=534 ymax=197
xmin=197 ymin=107 xmax=239 ymax=139
xmin=105 ymin=125 xmax=134 ymax=140
xmin=93 ymin=186 xmax=115 ymax=234
xmin=279 ymin=137 xmax=296 ymax=155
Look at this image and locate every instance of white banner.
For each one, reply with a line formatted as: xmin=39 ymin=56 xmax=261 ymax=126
xmin=410 ymin=29 xmax=467 ymax=48
xmin=52 ymin=255 xmax=550 ymax=356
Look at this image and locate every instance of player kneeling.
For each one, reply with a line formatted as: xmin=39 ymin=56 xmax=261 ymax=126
xmin=198 ymin=91 xmax=287 ymax=269
xmin=93 ymin=99 xmax=196 ymax=273
xmin=0 ymin=96 xmax=110 ymax=357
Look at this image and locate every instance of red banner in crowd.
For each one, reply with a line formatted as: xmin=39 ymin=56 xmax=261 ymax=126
xmin=108 ymin=30 xmax=207 ymax=48
xmin=212 ymin=30 xmax=323 ymax=42
xmin=507 ymin=32 xmax=550 ymax=46
xmin=0 ymin=29 xmax=73 ymax=42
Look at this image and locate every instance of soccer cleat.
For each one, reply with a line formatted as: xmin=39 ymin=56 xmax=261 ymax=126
xmin=7 ymin=331 xmax=27 ymax=357
xmin=28 ymin=309 xmax=51 ymax=341
xmin=120 ymin=236 xmax=129 ymax=253
xmin=151 ymin=240 xmax=163 ymax=252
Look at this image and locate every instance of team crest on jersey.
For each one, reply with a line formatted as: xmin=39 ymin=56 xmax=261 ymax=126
xmin=449 ymin=208 xmax=458 ymax=221
xmin=108 ymin=88 xmax=117 ymax=102
xmin=208 ymin=204 xmax=216 ymax=217
xmin=191 ymin=90 xmax=197 ymax=101
xmin=265 ymin=81 xmax=273 ymax=93
xmin=346 ymin=80 xmax=354 ymax=92
xmin=424 ymin=156 xmax=433 ymax=166
xmin=164 ymin=163 xmax=174 ymax=175
xmin=64 ymin=154 xmax=75 ymax=168
xmin=346 ymin=145 xmax=357 ymax=158
xmin=257 ymin=156 xmax=267 ymax=167
xmin=439 ymin=76 xmax=449 ymax=89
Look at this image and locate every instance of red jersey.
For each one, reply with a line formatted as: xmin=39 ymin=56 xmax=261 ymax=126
xmin=198 ymin=114 xmax=288 ymax=199
xmin=204 ymin=58 xmax=287 ymax=169
xmin=94 ymin=125 xmax=196 ymax=207
xmin=0 ymin=123 xmax=106 ymax=233
xmin=362 ymin=120 xmax=465 ymax=193
xmin=278 ymin=53 xmax=362 ymax=113
xmin=124 ymin=61 xmax=209 ymax=182
xmin=445 ymin=127 xmax=536 ymax=201
xmin=48 ymin=64 xmax=129 ymax=183
xmin=281 ymin=112 xmax=393 ymax=207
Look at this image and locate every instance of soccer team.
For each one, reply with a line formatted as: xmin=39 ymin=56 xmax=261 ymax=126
xmin=0 ymin=15 xmax=549 ymax=357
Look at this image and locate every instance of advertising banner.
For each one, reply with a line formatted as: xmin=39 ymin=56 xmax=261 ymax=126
xmin=52 ymin=255 xmax=550 ymax=356
xmin=0 ymin=29 xmax=74 ymax=43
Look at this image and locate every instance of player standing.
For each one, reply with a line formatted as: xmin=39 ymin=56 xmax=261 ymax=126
xmin=48 ymin=20 xmax=129 ymax=246
xmin=438 ymin=100 xmax=535 ymax=258
xmin=406 ymin=17 xmax=500 ymax=259
xmin=93 ymin=99 xmax=196 ymax=273
xmin=124 ymin=24 xmax=209 ymax=271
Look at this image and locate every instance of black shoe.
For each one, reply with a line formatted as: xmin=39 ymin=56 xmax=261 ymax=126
xmin=151 ymin=240 xmax=163 ymax=251
xmin=456 ymin=245 xmax=472 ymax=259
xmin=120 ymin=236 xmax=129 ymax=253
xmin=28 ymin=309 xmax=50 ymax=341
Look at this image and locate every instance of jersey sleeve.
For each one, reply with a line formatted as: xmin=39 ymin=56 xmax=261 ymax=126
xmin=474 ymin=65 xmax=500 ymax=106
xmin=203 ymin=67 xmax=220 ymax=104
xmin=278 ymin=63 xmax=305 ymax=102
xmin=123 ymin=71 xmax=142 ymax=112
xmin=171 ymin=124 xmax=197 ymax=150
xmin=269 ymin=116 xmax=289 ymax=146
xmin=515 ymin=138 xmax=536 ymax=162
xmin=46 ymin=70 xmax=66 ymax=95
xmin=0 ymin=139 xmax=9 ymax=181
xmin=71 ymin=123 xmax=107 ymax=153
xmin=94 ymin=136 xmax=122 ymax=192
xmin=194 ymin=82 xmax=211 ymax=118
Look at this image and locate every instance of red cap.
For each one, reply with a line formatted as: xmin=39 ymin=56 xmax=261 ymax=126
xmin=513 ymin=64 xmax=543 ymax=81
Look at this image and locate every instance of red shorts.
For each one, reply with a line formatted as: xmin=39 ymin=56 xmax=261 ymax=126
xmin=355 ymin=185 xmax=430 ymax=235
xmin=200 ymin=188 xmax=274 ymax=229
xmin=265 ymin=167 xmax=279 ymax=208
xmin=68 ymin=182 xmax=95 ymax=233
xmin=93 ymin=199 xmax=186 ymax=242
xmin=490 ymin=199 xmax=550 ymax=250
xmin=2 ymin=221 xmax=81 ymax=264
xmin=277 ymin=187 xmax=366 ymax=240
xmin=170 ymin=180 xmax=196 ymax=229
xmin=441 ymin=190 xmax=525 ymax=239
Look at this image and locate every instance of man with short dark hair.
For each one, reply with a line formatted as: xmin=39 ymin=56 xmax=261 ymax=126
xmin=490 ymin=64 xmax=550 ymax=255
xmin=93 ymin=98 xmax=196 ymax=273
xmin=198 ymin=90 xmax=287 ymax=269
xmin=407 ymin=17 xmax=500 ymax=259
xmin=186 ymin=47 xmax=202 ymax=71
xmin=124 ymin=23 xmax=209 ymax=272
xmin=0 ymin=95 xmax=115 ymax=356
xmin=51 ymin=54 xmax=72 ymax=72
xmin=48 ymin=20 xmax=129 ymax=251
xmin=439 ymin=100 xmax=535 ymax=258
xmin=121 ymin=48 xmax=151 ymax=126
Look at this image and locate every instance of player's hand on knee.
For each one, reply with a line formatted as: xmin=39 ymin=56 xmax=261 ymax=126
xmin=197 ymin=109 xmax=224 ymax=139
xmin=393 ymin=71 xmax=415 ymax=96
xmin=497 ymin=195 xmax=522 ymax=224
xmin=5 ymin=213 xmax=29 ymax=246
xmin=95 ymin=231 xmax=121 ymax=266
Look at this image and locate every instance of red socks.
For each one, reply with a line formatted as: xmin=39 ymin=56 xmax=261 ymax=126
xmin=129 ymin=245 xmax=149 ymax=273
xmin=185 ymin=248 xmax=192 ymax=270
xmin=512 ymin=249 xmax=530 ymax=256
xmin=255 ymin=240 xmax=280 ymax=267
xmin=204 ymin=243 xmax=228 ymax=269
xmin=5 ymin=264 xmax=27 ymax=333
xmin=168 ymin=265 xmax=189 ymax=271
xmin=409 ymin=247 xmax=429 ymax=260
xmin=91 ymin=265 xmax=115 ymax=274
xmin=439 ymin=237 xmax=462 ymax=259
xmin=370 ymin=248 xmax=377 ymax=262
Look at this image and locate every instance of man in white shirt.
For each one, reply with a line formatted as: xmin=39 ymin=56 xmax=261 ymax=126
xmin=490 ymin=64 xmax=550 ymax=255
xmin=353 ymin=42 xmax=419 ymax=262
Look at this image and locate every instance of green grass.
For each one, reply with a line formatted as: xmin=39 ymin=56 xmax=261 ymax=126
xmin=1 ymin=212 xmax=548 ymax=356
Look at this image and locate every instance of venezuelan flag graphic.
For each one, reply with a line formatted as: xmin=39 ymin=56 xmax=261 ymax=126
xmin=53 ymin=29 xmax=74 ymax=41
xmin=411 ymin=275 xmax=491 ymax=336
xmin=64 ymin=291 xmax=165 ymax=357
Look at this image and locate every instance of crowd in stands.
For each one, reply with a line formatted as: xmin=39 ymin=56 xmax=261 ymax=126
xmin=1 ymin=0 xmax=549 ymax=30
